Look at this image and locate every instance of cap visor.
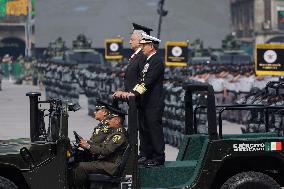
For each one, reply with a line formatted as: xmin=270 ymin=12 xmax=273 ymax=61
xmin=140 ymin=40 xmax=151 ymax=44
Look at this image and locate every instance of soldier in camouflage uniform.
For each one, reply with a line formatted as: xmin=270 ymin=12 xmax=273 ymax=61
xmin=89 ymin=100 xmax=112 ymax=143
xmin=23 ymin=58 xmax=33 ymax=82
xmin=74 ymin=107 xmax=128 ymax=188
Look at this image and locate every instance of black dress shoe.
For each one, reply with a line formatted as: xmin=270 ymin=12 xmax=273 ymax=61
xmin=138 ymin=156 xmax=147 ymax=165
xmin=138 ymin=154 xmax=145 ymax=159
xmin=144 ymin=159 xmax=164 ymax=167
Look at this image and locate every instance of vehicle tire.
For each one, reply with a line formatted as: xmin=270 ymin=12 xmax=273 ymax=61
xmin=220 ymin=171 xmax=280 ymax=189
xmin=0 ymin=176 xmax=17 ymax=189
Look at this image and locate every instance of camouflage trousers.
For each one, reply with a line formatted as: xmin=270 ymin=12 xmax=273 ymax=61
xmin=73 ymin=161 xmax=106 ymax=189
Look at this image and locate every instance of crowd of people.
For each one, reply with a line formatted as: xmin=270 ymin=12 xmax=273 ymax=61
xmin=0 ymin=54 xmax=42 ymax=90
xmin=3 ymin=51 xmax=281 ymax=149
xmin=189 ymin=65 xmax=279 ymax=124
xmin=23 ymin=57 xmax=281 ymax=149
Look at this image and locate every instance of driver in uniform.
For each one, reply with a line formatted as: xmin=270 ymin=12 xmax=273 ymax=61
xmin=89 ymin=100 xmax=112 ymax=143
xmin=73 ymin=107 xmax=128 ymax=188
xmin=75 ymin=100 xmax=113 ymax=162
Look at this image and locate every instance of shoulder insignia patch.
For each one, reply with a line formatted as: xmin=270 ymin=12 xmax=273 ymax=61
xmin=112 ymin=135 xmax=122 ymax=143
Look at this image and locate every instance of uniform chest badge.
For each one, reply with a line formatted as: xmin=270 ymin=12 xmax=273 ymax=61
xmin=142 ymin=63 xmax=149 ymax=73
xmin=101 ymin=125 xmax=109 ymax=133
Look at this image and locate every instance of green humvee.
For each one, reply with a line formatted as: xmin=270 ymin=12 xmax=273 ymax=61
xmin=0 ymin=84 xmax=284 ymax=189
xmin=137 ymin=84 xmax=284 ymax=189
xmin=0 ymin=92 xmax=75 ymax=189
xmin=0 ymin=92 xmax=133 ymax=189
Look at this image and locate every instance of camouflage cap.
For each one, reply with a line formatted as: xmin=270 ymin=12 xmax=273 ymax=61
xmin=107 ymin=106 xmax=127 ymax=119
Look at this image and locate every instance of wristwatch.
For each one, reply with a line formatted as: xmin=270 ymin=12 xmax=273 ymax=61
xmin=86 ymin=144 xmax=91 ymax=150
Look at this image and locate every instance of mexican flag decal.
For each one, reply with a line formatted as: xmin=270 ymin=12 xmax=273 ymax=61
xmin=265 ymin=142 xmax=282 ymax=151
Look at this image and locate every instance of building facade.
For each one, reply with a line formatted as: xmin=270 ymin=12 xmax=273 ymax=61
xmin=0 ymin=0 xmax=35 ymax=57
xmin=231 ymin=0 xmax=284 ymax=45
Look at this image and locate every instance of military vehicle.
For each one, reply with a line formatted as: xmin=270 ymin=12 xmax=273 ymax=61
xmin=45 ymin=34 xmax=105 ymax=96
xmin=134 ymin=83 xmax=284 ymax=189
xmin=0 ymin=92 xmax=135 ymax=189
xmin=46 ymin=37 xmax=66 ymax=58
xmin=57 ymin=34 xmax=104 ymax=69
xmin=189 ymin=56 xmax=211 ymax=64
xmin=1 ymin=83 xmax=284 ymax=189
xmin=211 ymin=50 xmax=252 ymax=65
xmin=0 ymin=92 xmax=79 ymax=189
xmin=47 ymin=34 xmax=104 ymax=70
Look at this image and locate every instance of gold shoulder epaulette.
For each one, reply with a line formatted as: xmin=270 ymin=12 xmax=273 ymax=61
xmin=133 ymin=83 xmax=147 ymax=94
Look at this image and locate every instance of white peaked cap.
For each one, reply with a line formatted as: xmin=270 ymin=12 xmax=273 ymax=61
xmin=140 ymin=33 xmax=161 ymax=44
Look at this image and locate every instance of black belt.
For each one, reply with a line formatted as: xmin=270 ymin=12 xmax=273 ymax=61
xmin=240 ymin=91 xmax=250 ymax=94
xmin=227 ymin=90 xmax=236 ymax=93
xmin=214 ymin=91 xmax=223 ymax=94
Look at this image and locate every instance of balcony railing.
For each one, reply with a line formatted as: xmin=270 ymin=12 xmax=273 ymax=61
xmin=0 ymin=15 xmax=34 ymax=24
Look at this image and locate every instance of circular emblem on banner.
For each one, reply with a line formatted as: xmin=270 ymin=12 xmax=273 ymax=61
xmin=172 ymin=46 xmax=182 ymax=57
xmin=110 ymin=43 xmax=119 ymax=52
xmin=263 ymin=50 xmax=277 ymax=63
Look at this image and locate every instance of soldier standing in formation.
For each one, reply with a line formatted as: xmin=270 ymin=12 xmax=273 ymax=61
xmin=124 ymin=33 xmax=165 ymax=167
xmin=74 ymin=107 xmax=128 ymax=188
xmin=2 ymin=54 xmax=12 ymax=82
xmin=208 ymin=68 xmax=226 ymax=105
xmin=237 ymin=69 xmax=255 ymax=124
xmin=224 ymin=68 xmax=240 ymax=121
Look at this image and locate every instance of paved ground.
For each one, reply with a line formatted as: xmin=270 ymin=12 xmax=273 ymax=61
xmin=0 ymin=80 xmax=243 ymax=161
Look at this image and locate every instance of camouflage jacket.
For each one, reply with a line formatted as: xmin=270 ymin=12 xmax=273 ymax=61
xmin=89 ymin=126 xmax=128 ymax=175
xmin=89 ymin=119 xmax=110 ymax=144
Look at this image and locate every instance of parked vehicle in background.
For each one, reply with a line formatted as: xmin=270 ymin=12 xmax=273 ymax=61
xmin=211 ymin=50 xmax=252 ymax=65
xmin=189 ymin=56 xmax=212 ymax=64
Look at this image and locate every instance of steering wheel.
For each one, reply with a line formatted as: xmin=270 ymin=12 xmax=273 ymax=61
xmin=73 ymin=131 xmax=83 ymax=147
xmin=71 ymin=131 xmax=94 ymax=162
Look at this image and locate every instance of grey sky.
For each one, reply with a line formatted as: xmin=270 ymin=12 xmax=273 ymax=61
xmin=35 ymin=0 xmax=231 ymax=48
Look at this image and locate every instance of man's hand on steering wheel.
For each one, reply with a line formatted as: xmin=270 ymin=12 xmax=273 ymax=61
xmin=79 ymin=139 xmax=91 ymax=150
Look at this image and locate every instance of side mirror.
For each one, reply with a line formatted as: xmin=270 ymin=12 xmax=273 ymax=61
xmin=20 ymin=147 xmax=36 ymax=169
